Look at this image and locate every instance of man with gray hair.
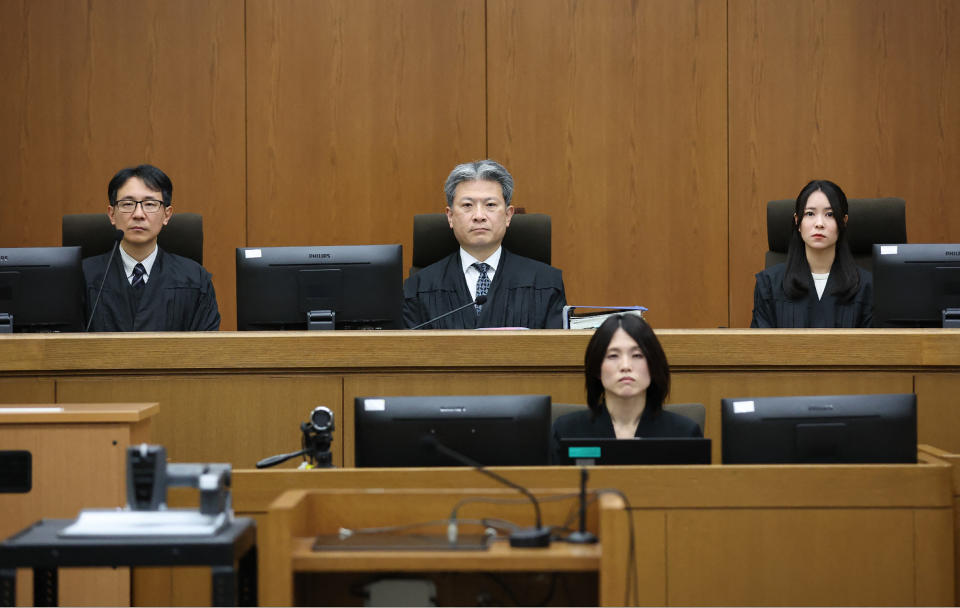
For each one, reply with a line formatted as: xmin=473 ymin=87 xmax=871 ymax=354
xmin=402 ymin=159 xmax=566 ymax=329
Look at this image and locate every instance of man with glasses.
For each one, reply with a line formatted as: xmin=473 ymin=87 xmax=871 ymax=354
xmin=82 ymin=164 xmax=220 ymax=331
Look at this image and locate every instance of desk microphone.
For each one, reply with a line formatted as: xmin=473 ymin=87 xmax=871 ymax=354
xmin=420 ymin=434 xmax=551 ymax=548
xmin=410 ymin=295 xmax=487 ymax=330
xmin=566 ymin=467 xmax=598 ymax=544
xmin=85 ymin=229 xmax=124 ymax=332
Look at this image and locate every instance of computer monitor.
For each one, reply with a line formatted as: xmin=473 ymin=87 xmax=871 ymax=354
xmin=354 ymin=395 xmax=552 ymax=467
xmin=873 ymin=243 xmax=960 ymax=327
xmin=721 ymin=393 xmax=917 ymax=464
xmin=236 ymin=245 xmax=403 ymax=330
xmin=0 ymin=246 xmax=84 ymax=333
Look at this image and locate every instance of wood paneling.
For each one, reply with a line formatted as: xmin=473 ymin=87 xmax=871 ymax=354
xmin=915 ymin=374 xmax=960 ymax=453
xmin=56 ymin=375 xmax=343 ymax=468
xmin=3 ymin=2 xmax=960 ymax=329
xmin=245 ymin=0 xmax=486 ymax=275
xmin=0 ymin=0 xmax=245 ymax=328
xmin=7 ymin=329 xmax=960 ymax=374
xmin=668 ymin=509 xmax=917 ymax=605
xmin=486 ymin=0 xmax=728 ymax=328
xmin=0 ymin=331 xmax=952 ymax=470
xmin=729 ymin=0 xmax=960 ymax=327
xmin=0 ymin=379 xmax=55 ymax=403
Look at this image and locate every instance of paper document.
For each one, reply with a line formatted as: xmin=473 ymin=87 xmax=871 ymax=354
xmin=59 ymin=509 xmax=230 ymax=537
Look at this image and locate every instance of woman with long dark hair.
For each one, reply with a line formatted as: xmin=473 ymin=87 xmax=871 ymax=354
xmin=751 ymin=179 xmax=873 ymax=327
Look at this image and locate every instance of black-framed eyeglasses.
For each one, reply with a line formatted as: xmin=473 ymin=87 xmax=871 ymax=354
xmin=115 ymin=198 xmax=165 ymax=213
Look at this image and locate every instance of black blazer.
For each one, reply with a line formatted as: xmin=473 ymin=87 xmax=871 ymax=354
xmin=83 ymin=248 xmax=220 ymax=332
xmin=551 ymin=407 xmax=702 ymax=464
xmin=402 ymin=248 xmax=566 ymax=329
xmin=750 ymin=262 xmax=873 ymax=328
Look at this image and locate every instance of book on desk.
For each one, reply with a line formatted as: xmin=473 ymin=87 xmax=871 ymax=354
xmin=562 ymin=305 xmax=647 ymax=329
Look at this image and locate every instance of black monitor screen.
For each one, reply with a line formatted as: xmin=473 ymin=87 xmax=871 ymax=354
xmin=236 ymin=245 xmax=403 ymax=330
xmin=0 ymin=246 xmax=84 ymax=333
xmin=721 ymin=393 xmax=917 ymax=464
xmin=873 ymin=243 xmax=960 ymax=327
xmin=355 ymin=395 xmax=551 ymax=467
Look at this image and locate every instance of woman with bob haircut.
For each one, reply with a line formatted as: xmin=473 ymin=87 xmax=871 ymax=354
xmin=551 ymin=314 xmax=702 ymax=463
xmin=751 ymin=179 xmax=873 ymax=327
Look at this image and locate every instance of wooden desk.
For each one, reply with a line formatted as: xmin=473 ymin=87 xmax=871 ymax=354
xmin=2 ymin=330 xmax=960 ymax=467
xmin=0 ymin=402 xmax=157 ymax=606
xmin=156 ymin=457 xmax=954 ymax=606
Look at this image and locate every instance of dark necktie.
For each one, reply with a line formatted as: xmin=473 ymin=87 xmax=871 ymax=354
xmin=131 ymin=263 xmax=146 ymax=289
xmin=473 ymin=262 xmax=490 ymax=314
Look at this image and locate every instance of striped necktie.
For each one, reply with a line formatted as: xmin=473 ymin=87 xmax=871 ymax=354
xmin=131 ymin=263 xmax=146 ymax=289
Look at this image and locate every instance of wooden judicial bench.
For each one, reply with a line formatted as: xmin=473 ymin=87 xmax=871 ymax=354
xmin=3 ymin=329 xmax=960 ymax=467
xmin=3 ymin=330 xmax=960 ymax=605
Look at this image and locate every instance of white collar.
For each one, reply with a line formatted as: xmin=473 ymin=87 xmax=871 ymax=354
xmin=118 ymin=244 xmax=159 ymax=283
xmin=459 ymin=246 xmax=502 ymax=273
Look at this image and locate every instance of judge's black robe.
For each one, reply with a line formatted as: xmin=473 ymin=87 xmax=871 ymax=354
xmin=750 ymin=262 xmax=873 ymax=328
xmin=402 ymin=248 xmax=566 ymax=329
xmin=83 ymin=248 xmax=221 ymax=332
xmin=550 ymin=407 xmax=703 ymax=464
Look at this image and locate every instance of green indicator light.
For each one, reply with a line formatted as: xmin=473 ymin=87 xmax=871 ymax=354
xmin=568 ymin=446 xmax=601 ymax=459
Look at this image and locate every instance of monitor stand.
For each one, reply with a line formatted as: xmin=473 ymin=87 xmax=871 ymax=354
xmin=307 ymin=309 xmax=335 ymax=330
xmin=0 ymin=313 xmax=11 ymax=333
xmin=942 ymin=308 xmax=960 ymax=328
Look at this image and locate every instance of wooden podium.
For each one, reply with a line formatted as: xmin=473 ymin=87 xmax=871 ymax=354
xmin=0 ymin=403 xmax=157 ymax=606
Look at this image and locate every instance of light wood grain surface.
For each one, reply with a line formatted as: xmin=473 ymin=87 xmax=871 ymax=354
xmin=4 ymin=2 xmax=958 ymax=330
xmin=4 ymin=329 xmax=960 ymax=372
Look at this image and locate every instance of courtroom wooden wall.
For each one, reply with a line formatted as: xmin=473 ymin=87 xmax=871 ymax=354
xmin=487 ymin=0 xmax=728 ymax=327
xmin=1 ymin=0 xmax=957 ymax=329
xmin=0 ymin=0 xmax=246 ymax=328
xmin=728 ymin=0 xmax=960 ymax=327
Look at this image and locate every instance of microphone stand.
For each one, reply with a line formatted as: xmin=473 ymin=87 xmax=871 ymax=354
xmin=565 ymin=467 xmax=598 ymax=544
xmin=410 ymin=295 xmax=487 ymax=329
xmin=427 ymin=436 xmax=551 ymax=548
xmin=85 ymin=229 xmax=125 ymax=332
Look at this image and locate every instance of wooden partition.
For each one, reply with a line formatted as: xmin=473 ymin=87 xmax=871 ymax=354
xmin=920 ymin=445 xmax=960 ymax=607
xmin=0 ymin=403 xmax=157 ymax=606
xmin=3 ymin=329 xmax=960 ymax=467
xmin=173 ymin=459 xmax=954 ymax=606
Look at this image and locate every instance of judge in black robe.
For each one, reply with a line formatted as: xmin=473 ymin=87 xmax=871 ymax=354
xmin=551 ymin=407 xmax=702 ymax=464
xmin=83 ymin=247 xmax=220 ymax=332
xmin=751 ymin=262 xmax=872 ymax=328
xmin=402 ymin=247 xmax=566 ymax=329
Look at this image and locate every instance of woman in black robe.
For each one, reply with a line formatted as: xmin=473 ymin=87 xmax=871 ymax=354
xmin=550 ymin=314 xmax=701 ymax=463
xmin=751 ymin=180 xmax=872 ymax=328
